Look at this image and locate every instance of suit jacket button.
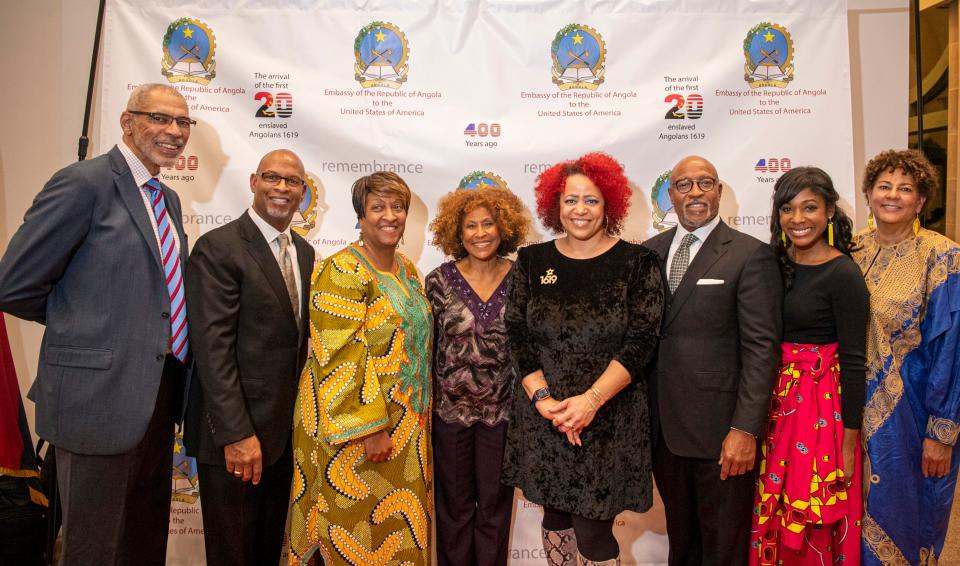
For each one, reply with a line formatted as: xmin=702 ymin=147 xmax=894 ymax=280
xmin=156 ymin=354 xmax=164 ymax=362
xmin=161 ymin=312 xmax=170 ymax=319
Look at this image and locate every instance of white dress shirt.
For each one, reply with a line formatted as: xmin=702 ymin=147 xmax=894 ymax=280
xmin=118 ymin=142 xmax=182 ymax=253
xmin=247 ymin=207 xmax=302 ymax=320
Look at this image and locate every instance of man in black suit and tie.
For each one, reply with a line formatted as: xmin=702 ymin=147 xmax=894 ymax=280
xmin=184 ymin=149 xmax=315 ymax=566
xmin=645 ymin=155 xmax=782 ymax=565
xmin=0 ymin=84 xmax=193 ymax=565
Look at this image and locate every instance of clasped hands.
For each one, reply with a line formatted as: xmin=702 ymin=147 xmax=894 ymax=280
xmin=536 ymin=394 xmax=597 ymax=447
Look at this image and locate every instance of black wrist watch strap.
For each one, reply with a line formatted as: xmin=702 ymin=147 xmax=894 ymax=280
xmin=530 ymin=387 xmax=552 ymax=405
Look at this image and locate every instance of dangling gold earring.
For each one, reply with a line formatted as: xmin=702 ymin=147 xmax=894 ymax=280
xmin=913 ymin=214 xmax=921 ymax=236
xmin=867 ymin=211 xmax=875 ymax=231
xmin=780 ymin=230 xmax=787 ymax=247
xmin=827 ymin=219 xmax=835 ymax=247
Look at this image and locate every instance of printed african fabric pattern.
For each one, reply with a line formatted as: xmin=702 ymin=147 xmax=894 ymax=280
xmin=852 ymin=229 xmax=960 ymax=566
xmin=750 ymin=342 xmax=862 ymax=565
xmin=288 ymin=245 xmax=433 ymax=566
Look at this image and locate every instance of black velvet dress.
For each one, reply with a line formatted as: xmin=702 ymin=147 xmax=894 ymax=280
xmin=501 ymin=240 xmax=664 ymax=520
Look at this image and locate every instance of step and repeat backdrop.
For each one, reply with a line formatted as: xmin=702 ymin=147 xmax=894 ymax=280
xmin=98 ymin=1 xmax=855 ymax=564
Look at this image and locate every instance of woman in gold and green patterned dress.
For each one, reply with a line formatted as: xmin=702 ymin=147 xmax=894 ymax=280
xmin=288 ymin=171 xmax=433 ymax=566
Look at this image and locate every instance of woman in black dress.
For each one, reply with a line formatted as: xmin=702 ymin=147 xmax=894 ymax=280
xmin=502 ymin=152 xmax=664 ymax=566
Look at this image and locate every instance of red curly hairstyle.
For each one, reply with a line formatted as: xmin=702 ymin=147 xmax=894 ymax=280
xmin=534 ymin=152 xmax=631 ymax=235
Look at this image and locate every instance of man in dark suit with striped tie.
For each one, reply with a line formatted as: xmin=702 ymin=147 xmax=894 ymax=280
xmin=184 ymin=149 xmax=315 ymax=566
xmin=644 ymin=155 xmax=782 ymax=565
xmin=0 ymin=83 xmax=193 ymax=566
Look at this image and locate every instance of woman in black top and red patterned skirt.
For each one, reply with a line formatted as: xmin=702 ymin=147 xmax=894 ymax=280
xmin=750 ymin=167 xmax=868 ymax=565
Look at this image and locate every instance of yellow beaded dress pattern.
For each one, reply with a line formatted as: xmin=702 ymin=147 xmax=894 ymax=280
xmin=289 ymin=245 xmax=433 ymax=566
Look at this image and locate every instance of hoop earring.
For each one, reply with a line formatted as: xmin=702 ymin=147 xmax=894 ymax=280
xmin=827 ymin=219 xmax=835 ymax=247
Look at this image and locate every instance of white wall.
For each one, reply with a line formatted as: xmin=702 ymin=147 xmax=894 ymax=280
xmin=0 ymin=0 xmax=102 ymax=444
xmin=0 ymin=0 xmax=908 ymax=446
xmin=848 ymin=0 xmax=911 ymax=227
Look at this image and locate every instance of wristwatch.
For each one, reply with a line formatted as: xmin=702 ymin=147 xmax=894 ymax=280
xmin=530 ymin=387 xmax=552 ymax=405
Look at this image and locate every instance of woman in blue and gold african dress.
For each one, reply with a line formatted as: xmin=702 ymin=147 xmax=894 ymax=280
xmin=288 ymin=171 xmax=433 ymax=566
xmin=852 ymin=150 xmax=960 ymax=565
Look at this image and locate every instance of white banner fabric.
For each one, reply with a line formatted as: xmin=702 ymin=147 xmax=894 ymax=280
xmin=97 ymin=1 xmax=854 ymax=564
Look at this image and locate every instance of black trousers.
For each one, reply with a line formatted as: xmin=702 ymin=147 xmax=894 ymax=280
xmin=652 ymin=431 xmax=755 ymax=566
xmin=56 ymin=355 xmax=184 ymax=566
xmin=197 ymin=437 xmax=294 ymax=566
xmin=433 ymin=418 xmax=514 ymax=566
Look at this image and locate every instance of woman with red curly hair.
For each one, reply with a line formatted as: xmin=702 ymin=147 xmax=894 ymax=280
xmin=501 ymin=152 xmax=664 ymax=565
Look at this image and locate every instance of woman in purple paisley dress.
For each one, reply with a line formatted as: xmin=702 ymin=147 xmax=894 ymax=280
xmin=425 ymin=185 xmax=531 ymax=566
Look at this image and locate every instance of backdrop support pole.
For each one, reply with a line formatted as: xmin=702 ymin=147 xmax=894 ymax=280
xmin=913 ymin=0 xmax=924 ymax=155
xmin=77 ymin=0 xmax=107 ymax=163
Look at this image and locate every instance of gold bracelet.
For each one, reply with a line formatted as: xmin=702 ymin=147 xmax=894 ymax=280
xmin=588 ymin=386 xmax=604 ymax=407
xmin=585 ymin=394 xmax=599 ymax=412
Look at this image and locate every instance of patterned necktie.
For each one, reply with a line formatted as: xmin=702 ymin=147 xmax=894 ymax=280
xmin=144 ymin=178 xmax=189 ymax=362
xmin=668 ymin=233 xmax=698 ymax=293
xmin=277 ymin=233 xmax=300 ymax=326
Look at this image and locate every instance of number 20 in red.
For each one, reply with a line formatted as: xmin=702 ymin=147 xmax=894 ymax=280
xmin=255 ymin=92 xmax=293 ymax=118
xmin=663 ymin=93 xmax=704 ymax=120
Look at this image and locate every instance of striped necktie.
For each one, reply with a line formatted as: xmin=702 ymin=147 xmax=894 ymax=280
xmin=277 ymin=233 xmax=300 ymax=326
xmin=144 ymin=178 xmax=189 ymax=362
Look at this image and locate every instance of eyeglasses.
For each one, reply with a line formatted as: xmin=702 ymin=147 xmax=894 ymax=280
xmin=127 ymin=110 xmax=197 ymax=129
xmin=258 ymin=171 xmax=305 ymax=188
xmin=672 ymin=177 xmax=718 ymax=193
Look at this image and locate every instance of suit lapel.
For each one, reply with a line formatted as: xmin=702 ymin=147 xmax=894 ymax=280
xmin=646 ymin=229 xmax=674 ymax=281
xmin=663 ymin=222 xmax=732 ymax=329
xmin=111 ymin=148 xmax=162 ymax=270
xmin=239 ymin=212 xmax=298 ymax=329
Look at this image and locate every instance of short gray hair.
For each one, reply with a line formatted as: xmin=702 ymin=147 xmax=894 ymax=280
xmin=126 ymin=83 xmax=184 ymax=111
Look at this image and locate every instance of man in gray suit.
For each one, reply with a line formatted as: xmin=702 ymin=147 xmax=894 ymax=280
xmin=645 ymin=155 xmax=782 ymax=565
xmin=0 ymin=83 xmax=193 ymax=565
